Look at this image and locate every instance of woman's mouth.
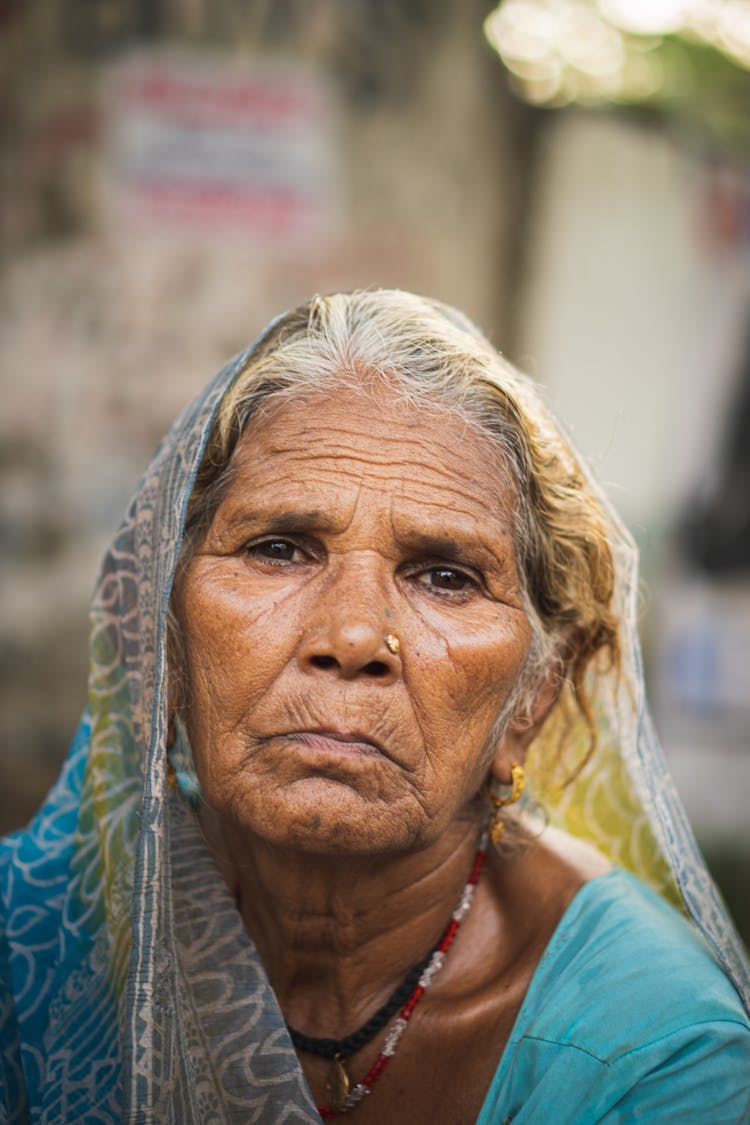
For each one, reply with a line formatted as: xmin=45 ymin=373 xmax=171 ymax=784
xmin=284 ymin=730 xmax=385 ymax=759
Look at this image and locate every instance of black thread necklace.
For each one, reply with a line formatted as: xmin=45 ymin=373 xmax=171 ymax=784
xmin=233 ymin=833 xmax=487 ymax=1116
xmin=232 ymin=885 xmax=448 ymax=1063
xmin=284 ymin=926 xmax=448 ymax=1062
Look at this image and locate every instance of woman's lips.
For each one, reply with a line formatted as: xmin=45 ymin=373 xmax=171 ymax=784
xmin=284 ymin=730 xmax=384 ymax=759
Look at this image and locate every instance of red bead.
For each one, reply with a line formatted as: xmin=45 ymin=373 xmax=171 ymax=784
xmin=469 ymin=850 xmax=486 ymax=883
xmin=405 ymin=984 xmax=424 ymax=1010
xmin=438 ymin=919 xmax=459 ymax=952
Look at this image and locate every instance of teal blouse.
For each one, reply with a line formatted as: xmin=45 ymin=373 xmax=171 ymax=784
xmin=477 ymin=870 xmax=750 ymax=1123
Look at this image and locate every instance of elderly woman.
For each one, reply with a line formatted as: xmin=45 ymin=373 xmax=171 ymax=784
xmin=1 ymin=291 xmax=749 ymax=1124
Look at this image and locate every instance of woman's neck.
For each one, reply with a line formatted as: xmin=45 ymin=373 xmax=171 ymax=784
xmin=202 ymin=809 xmax=483 ymax=1035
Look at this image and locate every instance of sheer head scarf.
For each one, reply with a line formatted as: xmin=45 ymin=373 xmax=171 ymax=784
xmin=1 ymin=292 xmax=748 ymax=1124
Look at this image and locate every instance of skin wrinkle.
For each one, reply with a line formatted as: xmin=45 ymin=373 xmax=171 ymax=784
xmin=161 ymin=301 xmax=629 ymax=1122
xmin=173 ymin=382 xmax=596 ymax=1098
xmin=214 ymin=477 xmax=505 ymax=533
xmin=175 ymin=388 xmax=532 ymax=859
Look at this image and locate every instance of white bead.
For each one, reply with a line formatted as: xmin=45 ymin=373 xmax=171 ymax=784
xmin=344 ymin=1084 xmax=370 ymax=1108
xmin=383 ymin=1017 xmax=408 ymax=1055
xmin=419 ymin=950 xmax=444 ymax=988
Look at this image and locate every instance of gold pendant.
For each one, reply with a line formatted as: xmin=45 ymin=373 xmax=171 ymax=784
xmin=326 ymin=1055 xmax=350 ymax=1111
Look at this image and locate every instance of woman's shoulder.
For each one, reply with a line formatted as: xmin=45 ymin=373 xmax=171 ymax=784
xmin=527 ymin=866 xmax=749 ymax=1047
xmin=479 ymin=865 xmax=750 ymax=1124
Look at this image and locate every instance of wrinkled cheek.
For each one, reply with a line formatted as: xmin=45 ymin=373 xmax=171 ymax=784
xmin=439 ymin=654 xmax=522 ymax=736
xmin=179 ymin=644 xmax=236 ymax=789
xmin=187 ymin=716 xmax=258 ymax=818
xmin=181 ymin=602 xmax=255 ymax=710
xmin=441 ymin=618 xmax=529 ymax=696
xmin=417 ymin=665 xmax=522 ymax=804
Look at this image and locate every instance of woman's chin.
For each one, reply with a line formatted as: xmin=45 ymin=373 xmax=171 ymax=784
xmin=217 ymin=780 xmax=429 ymax=858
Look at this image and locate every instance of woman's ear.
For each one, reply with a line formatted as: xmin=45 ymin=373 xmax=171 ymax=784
xmin=489 ymin=669 xmax=561 ymax=782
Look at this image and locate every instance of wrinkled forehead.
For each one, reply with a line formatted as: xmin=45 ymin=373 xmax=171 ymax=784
xmin=230 ymin=377 xmax=521 ymax=522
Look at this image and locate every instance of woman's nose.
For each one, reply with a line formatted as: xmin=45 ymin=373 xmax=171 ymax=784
xmin=297 ymin=579 xmax=402 ymax=681
xmin=299 ymin=620 xmax=402 ymax=680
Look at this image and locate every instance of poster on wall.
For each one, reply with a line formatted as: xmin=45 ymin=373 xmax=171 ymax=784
xmin=104 ymin=49 xmax=339 ymax=249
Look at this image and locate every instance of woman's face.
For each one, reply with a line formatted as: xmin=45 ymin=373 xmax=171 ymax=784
xmin=175 ymin=382 xmax=533 ymax=855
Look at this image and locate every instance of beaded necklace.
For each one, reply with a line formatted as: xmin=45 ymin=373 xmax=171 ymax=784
xmin=234 ymin=832 xmax=487 ymax=1117
xmin=315 ymin=832 xmax=488 ymax=1117
xmin=287 ymin=941 xmax=440 ymax=1064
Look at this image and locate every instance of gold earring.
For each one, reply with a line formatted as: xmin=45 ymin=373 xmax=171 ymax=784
xmin=485 ymin=763 xmax=525 ymax=845
xmin=384 ymin=633 xmax=401 ymax=655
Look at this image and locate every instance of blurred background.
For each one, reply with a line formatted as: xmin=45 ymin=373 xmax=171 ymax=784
xmin=1 ymin=0 xmax=749 ymax=935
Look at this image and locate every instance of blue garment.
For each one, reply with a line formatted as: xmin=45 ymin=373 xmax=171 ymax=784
xmin=478 ymin=869 xmax=750 ymax=1123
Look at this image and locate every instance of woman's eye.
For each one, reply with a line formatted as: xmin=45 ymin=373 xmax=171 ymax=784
xmin=418 ymin=566 xmax=476 ymax=593
xmin=247 ymin=539 xmax=303 ymax=563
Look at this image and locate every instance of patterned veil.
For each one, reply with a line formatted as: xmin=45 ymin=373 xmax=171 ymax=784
xmin=1 ymin=304 xmax=749 ymax=1124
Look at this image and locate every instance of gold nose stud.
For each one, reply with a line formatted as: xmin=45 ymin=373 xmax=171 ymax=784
xmin=384 ymin=633 xmax=401 ymax=656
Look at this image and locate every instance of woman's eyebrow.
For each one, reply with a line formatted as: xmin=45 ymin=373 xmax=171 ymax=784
xmin=221 ymin=507 xmax=333 ymax=535
xmin=397 ymin=529 xmax=510 ymax=568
